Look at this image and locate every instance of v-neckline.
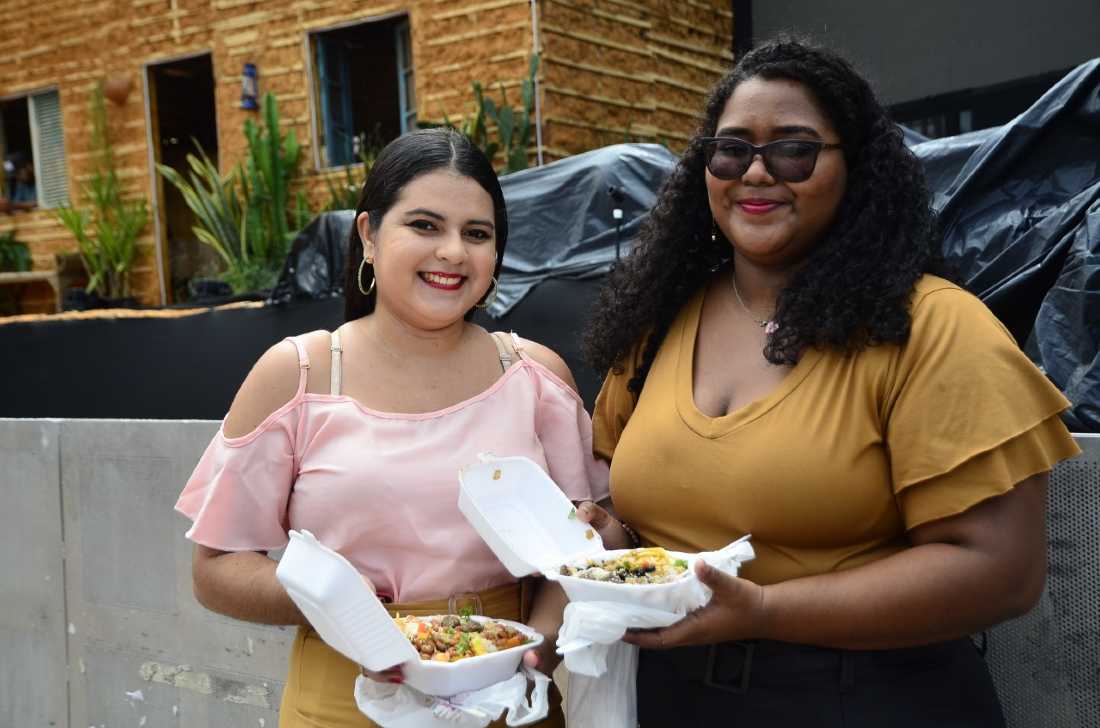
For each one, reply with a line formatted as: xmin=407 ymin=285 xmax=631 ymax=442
xmin=675 ymin=288 xmax=823 ymax=439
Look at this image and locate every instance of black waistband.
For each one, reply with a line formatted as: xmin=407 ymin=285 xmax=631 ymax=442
xmin=647 ymin=638 xmax=977 ymax=694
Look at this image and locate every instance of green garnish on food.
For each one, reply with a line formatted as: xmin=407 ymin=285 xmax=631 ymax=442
xmin=458 ymin=605 xmax=474 ymax=620
xmin=456 ymin=632 xmax=473 ymax=656
xmin=568 ymin=506 xmax=577 ymax=520
xmin=674 ymin=559 xmax=689 ymax=570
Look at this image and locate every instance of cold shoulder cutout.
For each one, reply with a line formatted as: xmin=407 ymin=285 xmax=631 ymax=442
xmin=176 ymin=334 xmax=610 ymax=601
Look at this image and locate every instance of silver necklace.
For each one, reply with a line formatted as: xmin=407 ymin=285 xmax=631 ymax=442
xmin=730 ymin=272 xmax=779 ymax=334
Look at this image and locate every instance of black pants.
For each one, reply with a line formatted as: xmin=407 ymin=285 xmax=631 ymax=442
xmin=637 ymin=638 xmax=1005 ymax=727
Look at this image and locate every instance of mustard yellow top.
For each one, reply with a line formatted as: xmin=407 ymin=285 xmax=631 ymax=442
xmin=593 ymin=275 xmax=1080 ymax=586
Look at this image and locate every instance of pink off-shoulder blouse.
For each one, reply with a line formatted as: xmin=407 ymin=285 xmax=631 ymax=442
xmin=176 ymin=335 xmax=610 ymax=603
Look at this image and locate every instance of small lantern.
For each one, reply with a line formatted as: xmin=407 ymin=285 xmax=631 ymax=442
xmin=240 ymin=63 xmax=259 ymax=110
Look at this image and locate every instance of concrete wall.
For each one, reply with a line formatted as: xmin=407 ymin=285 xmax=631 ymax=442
xmin=8 ymin=419 xmax=1092 ymax=726
xmin=0 ymin=419 xmax=292 ymax=728
xmin=751 ymin=0 xmax=1100 ymax=105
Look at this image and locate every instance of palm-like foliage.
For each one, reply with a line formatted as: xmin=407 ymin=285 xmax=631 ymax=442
xmin=55 ymin=84 xmax=148 ymax=299
xmin=157 ymin=92 xmax=309 ymax=294
xmin=435 ymin=54 xmax=540 ymax=174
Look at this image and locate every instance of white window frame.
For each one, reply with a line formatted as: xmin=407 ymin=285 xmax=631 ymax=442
xmin=395 ymin=20 xmax=416 ymax=134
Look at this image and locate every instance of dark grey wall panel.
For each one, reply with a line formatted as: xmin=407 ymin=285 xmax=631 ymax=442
xmin=751 ymin=0 xmax=1100 ymax=104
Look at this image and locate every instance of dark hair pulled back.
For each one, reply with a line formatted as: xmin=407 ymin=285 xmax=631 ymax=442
xmin=344 ymin=127 xmax=508 ymax=322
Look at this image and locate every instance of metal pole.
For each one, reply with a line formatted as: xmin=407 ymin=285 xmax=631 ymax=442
xmin=530 ymin=0 xmax=545 ymax=166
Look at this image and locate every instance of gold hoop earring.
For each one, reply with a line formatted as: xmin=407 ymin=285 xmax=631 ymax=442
xmin=475 ymin=276 xmax=499 ymax=309
xmin=357 ymin=258 xmax=375 ymax=296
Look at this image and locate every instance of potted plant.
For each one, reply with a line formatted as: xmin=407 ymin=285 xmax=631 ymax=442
xmin=158 ymin=92 xmax=310 ymax=297
xmin=0 ymin=228 xmax=32 ymax=315
xmin=55 ymin=82 xmax=148 ymax=308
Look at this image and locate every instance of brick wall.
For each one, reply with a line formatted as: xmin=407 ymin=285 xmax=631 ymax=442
xmin=0 ymin=0 xmax=732 ymax=312
xmin=539 ymin=0 xmax=732 ymax=157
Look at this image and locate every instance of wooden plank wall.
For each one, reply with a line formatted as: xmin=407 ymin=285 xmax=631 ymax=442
xmin=539 ymin=0 xmax=733 ymax=158
xmin=0 ymin=0 xmax=732 ymax=312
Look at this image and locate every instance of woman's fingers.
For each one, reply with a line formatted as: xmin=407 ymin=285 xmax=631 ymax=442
xmin=576 ymin=501 xmax=634 ymax=550
xmin=575 ymin=501 xmax=610 ymax=527
xmin=623 ymin=564 xmax=767 ymax=649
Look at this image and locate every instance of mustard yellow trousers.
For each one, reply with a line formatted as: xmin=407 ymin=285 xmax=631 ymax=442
xmin=278 ymin=582 xmax=564 ymax=728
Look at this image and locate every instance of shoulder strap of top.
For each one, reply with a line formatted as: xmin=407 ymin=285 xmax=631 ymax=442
xmin=284 ymin=336 xmax=310 ymax=396
xmin=509 ymin=331 xmax=529 ymax=361
xmin=330 ymin=329 xmax=343 ymax=396
xmin=490 ymin=331 xmax=513 ymax=372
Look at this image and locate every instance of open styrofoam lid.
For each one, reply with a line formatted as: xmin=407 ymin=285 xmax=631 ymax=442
xmin=276 ymin=530 xmax=418 ymax=671
xmin=458 ymin=455 xmax=604 ymax=576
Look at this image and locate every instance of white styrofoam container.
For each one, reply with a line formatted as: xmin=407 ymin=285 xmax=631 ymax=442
xmin=458 ymin=454 xmax=605 ymax=578
xmin=458 ymin=455 xmax=743 ymax=609
xmin=275 ymin=529 xmax=542 ymax=696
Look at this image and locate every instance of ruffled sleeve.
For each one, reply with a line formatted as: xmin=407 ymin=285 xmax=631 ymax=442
xmin=885 ymin=282 xmax=1080 ymax=530
xmin=531 ymin=365 xmax=611 ymax=503
xmin=592 ymin=345 xmax=642 ymax=463
xmin=174 ymin=407 xmax=301 ymax=551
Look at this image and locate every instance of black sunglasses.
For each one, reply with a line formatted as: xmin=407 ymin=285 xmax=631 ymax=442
xmin=700 ymin=136 xmax=843 ymax=183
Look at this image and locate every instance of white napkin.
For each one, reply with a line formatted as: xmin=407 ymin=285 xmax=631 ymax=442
xmin=355 ymin=666 xmax=550 ymax=728
xmin=557 ymin=538 xmax=755 ymax=728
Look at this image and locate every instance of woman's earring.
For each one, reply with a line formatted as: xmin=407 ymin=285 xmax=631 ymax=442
xmin=711 ymin=221 xmax=719 ymax=243
xmin=358 ymin=257 xmax=376 ymax=296
xmin=475 ymin=276 xmax=499 ymax=309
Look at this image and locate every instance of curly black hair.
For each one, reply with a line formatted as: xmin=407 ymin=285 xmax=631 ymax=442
xmin=583 ymin=36 xmax=950 ymax=394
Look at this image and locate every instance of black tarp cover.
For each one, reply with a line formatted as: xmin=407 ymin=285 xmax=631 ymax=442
xmin=269 ymin=143 xmax=678 ymax=317
xmin=488 ymin=143 xmax=677 ymax=316
xmin=911 ymin=59 xmax=1100 ymax=431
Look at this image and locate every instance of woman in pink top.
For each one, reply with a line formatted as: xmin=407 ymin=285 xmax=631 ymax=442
xmin=176 ymin=128 xmax=609 ymax=727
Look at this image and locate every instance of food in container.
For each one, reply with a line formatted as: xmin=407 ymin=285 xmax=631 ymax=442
xmin=558 ymin=547 xmax=690 ymax=584
xmin=459 ymin=455 xmax=750 ymax=610
xmin=276 ymin=530 xmax=543 ymax=696
xmin=395 ymin=613 xmax=531 ymax=662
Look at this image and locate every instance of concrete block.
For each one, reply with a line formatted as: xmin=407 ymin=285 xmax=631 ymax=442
xmin=0 ymin=419 xmax=66 ymax=728
xmin=61 ymin=420 xmax=291 ymax=728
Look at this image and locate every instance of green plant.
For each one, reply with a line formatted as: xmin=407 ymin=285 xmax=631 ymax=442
xmin=157 ymin=148 xmax=274 ymax=293
xmin=435 ymin=54 xmax=540 ymax=174
xmin=0 ymin=229 xmax=31 ymax=272
xmin=487 ymin=53 xmax=540 ymax=173
xmin=239 ymin=92 xmax=303 ymax=271
xmin=157 ymin=92 xmax=311 ymax=294
xmin=55 ymin=83 xmax=148 ymax=299
xmin=323 ymin=131 xmax=383 ymax=211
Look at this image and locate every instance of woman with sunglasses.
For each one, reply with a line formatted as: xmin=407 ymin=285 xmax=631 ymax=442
xmin=577 ymin=37 xmax=1079 ymax=726
xmin=176 ymin=128 xmax=607 ymax=727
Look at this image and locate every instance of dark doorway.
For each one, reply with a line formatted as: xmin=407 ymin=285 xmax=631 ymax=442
xmin=147 ymin=53 xmax=219 ymax=303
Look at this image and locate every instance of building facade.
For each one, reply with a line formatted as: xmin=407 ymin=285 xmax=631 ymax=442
xmin=0 ymin=0 xmax=733 ymax=312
